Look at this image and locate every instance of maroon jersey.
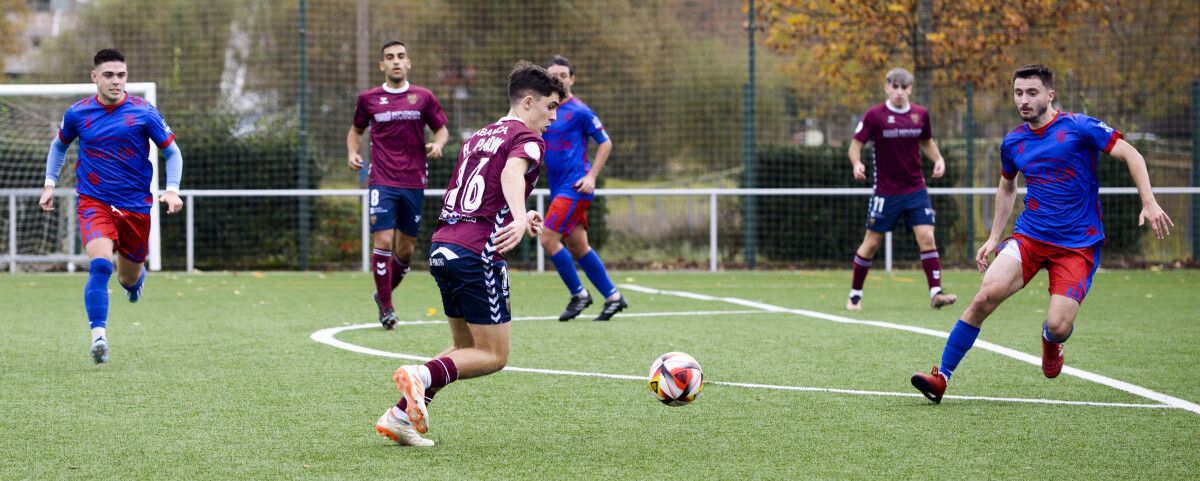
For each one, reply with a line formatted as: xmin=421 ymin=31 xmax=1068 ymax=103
xmin=352 ymin=82 xmax=448 ymax=188
xmin=432 ymin=117 xmax=545 ymax=259
xmin=852 ymin=102 xmax=932 ymax=196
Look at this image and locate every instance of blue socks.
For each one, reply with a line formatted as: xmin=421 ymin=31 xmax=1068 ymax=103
xmin=85 ymin=258 xmax=113 ymax=330
xmin=549 ymin=248 xmax=585 ymax=296
xmin=939 ymin=320 xmax=980 ymax=381
xmin=578 ymin=249 xmax=617 ymax=298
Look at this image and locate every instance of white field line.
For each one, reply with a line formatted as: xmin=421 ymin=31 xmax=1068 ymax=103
xmin=310 ymin=310 xmax=1172 ymax=410
xmin=619 ymin=283 xmax=1200 ymax=415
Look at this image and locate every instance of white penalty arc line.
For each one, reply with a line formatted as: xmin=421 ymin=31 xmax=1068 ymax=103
xmin=619 ymin=283 xmax=1200 ymax=415
xmin=310 ymin=310 xmax=1172 ymax=411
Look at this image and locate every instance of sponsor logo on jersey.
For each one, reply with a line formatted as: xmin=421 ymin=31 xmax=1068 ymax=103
xmin=373 ymin=110 xmax=422 ymax=122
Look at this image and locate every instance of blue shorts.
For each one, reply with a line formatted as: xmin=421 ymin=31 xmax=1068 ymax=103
xmin=428 ymin=242 xmax=511 ymax=325
xmin=865 ymin=189 xmax=935 ymax=232
xmin=369 ymin=185 xmax=424 ymax=236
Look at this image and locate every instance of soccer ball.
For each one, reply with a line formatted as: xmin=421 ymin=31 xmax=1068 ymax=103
xmin=647 ymin=352 xmax=704 ymax=406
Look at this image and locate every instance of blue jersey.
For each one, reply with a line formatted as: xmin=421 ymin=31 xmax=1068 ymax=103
xmin=58 ymin=94 xmax=175 ymax=214
xmin=542 ymin=96 xmax=609 ymax=201
xmin=1000 ymin=111 xmax=1122 ymax=248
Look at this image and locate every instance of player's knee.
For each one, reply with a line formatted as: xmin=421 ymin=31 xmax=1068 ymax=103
xmin=566 ymin=243 xmax=589 ymax=259
xmin=372 ymin=234 xmax=393 ymax=250
xmin=970 ymin=289 xmax=1001 ymax=313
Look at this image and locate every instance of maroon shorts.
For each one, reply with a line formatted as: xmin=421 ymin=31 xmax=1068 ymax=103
xmin=998 ymin=233 xmax=1101 ymax=303
xmin=78 ymin=195 xmax=151 ymax=263
xmin=544 ymin=196 xmax=590 ymax=236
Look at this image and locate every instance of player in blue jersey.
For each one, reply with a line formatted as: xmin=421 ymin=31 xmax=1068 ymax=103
xmin=38 ymin=49 xmax=184 ymax=364
xmin=538 ymin=55 xmax=627 ymax=321
xmin=910 ymin=64 xmax=1173 ymax=403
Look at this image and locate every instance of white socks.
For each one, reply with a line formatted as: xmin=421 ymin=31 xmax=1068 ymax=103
xmin=91 ymin=327 xmax=106 ymax=342
xmin=416 ymin=365 xmax=432 ymax=387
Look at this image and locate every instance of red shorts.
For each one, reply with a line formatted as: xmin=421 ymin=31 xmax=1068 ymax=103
xmin=544 ymin=196 xmax=590 ymax=236
xmin=998 ymin=233 xmax=1101 ymax=303
xmin=78 ymin=195 xmax=151 ymax=263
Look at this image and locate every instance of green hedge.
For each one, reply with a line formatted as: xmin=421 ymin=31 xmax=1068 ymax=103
xmin=750 ymin=144 xmax=959 ymax=266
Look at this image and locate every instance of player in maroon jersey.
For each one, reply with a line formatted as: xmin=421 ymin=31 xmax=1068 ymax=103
xmin=846 ymin=68 xmax=956 ymax=311
xmin=374 ymin=61 xmax=565 ymax=447
xmin=348 ymin=41 xmax=449 ymax=329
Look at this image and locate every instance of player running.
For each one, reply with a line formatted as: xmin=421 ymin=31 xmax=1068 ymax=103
xmin=846 ymin=68 xmax=956 ymax=311
xmin=348 ymin=40 xmax=449 ymax=329
xmin=375 ymin=61 xmax=564 ymax=447
xmin=539 ymin=55 xmax=626 ymax=321
xmin=910 ymin=64 xmax=1174 ymax=403
xmin=39 ymin=48 xmax=184 ymax=364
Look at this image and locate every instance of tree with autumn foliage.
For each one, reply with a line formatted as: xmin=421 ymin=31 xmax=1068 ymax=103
xmin=753 ymin=0 xmax=1102 ymax=109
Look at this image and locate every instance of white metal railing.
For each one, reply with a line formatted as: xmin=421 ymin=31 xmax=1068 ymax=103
xmin=3 ymin=187 xmax=1198 ymax=273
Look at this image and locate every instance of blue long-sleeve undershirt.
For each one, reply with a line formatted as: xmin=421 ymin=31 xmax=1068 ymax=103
xmin=43 ymin=138 xmax=182 ymax=190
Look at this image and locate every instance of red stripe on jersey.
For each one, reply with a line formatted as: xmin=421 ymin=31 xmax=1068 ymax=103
xmin=1102 ymin=130 xmax=1124 ymax=154
xmin=157 ymin=133 xmax=176 ymax=149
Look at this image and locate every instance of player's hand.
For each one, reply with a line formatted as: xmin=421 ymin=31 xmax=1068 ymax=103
xmin=574 ymin=175 xmax=596 ymax=194
xmin=492 ymin=216 xmax=530 ymax=254
xmin=425 ymin=143 xmax=444 ymax=159
xmin=1139 ymin=202 xmax=1174 ymax=240
xmin=852 ymin=162 xmax=866 ymax=181
xmin=159 ymin=191 xmax=184 ymax=214
xmin=932 ymin=158 xmax=946 ymax=179
xmin=975 ymin=238 xmax=998 ymax=273
xmin=348 ymin=153 xmax=364 ymax=171
xmin=38 ymin=186 xmax=55 ymax=211
xmin=525 ymin=210 xmax=544 ymax=237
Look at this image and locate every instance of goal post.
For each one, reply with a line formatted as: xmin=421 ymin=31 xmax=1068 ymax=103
xmin=0 ymin=82 xmax=163 ymax=271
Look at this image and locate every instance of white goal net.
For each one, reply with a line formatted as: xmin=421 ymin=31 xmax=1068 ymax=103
xmin=0 ymin=83 xmax=162 ymax=272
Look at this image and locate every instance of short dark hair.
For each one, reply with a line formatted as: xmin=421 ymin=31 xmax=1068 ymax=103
xmin=1014 ymin=64 xmax=1054 ymax=89
xmin=548 ymin=55 xmax=574 ymax=76
xmin=93 ymin=49 xmax=125 ymax=66
xmin=508 ymin=60 xmax=566 ymax=105
xmin=380 ymin=40 xmax=407 ymax=59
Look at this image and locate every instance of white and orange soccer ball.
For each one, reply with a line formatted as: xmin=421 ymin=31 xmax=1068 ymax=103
xmin=647 ymin=352 xmax=704 ymax=406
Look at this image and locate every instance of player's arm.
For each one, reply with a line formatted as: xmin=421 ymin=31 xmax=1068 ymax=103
xmin=347 ymin=126 xmax=367 ymax=170
xmin=492 ymin=156 xmax=543 ymax=254
xmin=425 ymin=126 xmax=449 ymax=159
xmin=158 ymin=142 xmax=184 ymax=214
xmin=575 ymin=139 xmax=612 ymax=194
xmin=918 ymin=138 xmax=946 ymax=179
xmin=1108 ymin=139 xmax=1173 ymax=239
xmin=39 ymin=136 xmax=72 ymax=211
xmin=848 ymin=139 xmax=867 ymax=181
xmin=976 ymin=176 xmax=1018 ymax=272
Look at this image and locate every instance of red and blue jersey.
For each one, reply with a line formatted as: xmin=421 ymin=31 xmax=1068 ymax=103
xmin=1000 ymin=111 xmax=1123 ymax=248
xmin=542 ymin=96 xmax=609 ymax=201
xmin=58 ymin=94 xmax=175 ymax=214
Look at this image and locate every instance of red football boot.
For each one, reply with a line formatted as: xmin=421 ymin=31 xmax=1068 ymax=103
xmin=911 ymin=366 xmax=948 ymax=403
xmin=1041 ymin=335 xmax=1065 ymax=378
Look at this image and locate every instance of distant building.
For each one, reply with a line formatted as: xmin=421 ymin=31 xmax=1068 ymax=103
xmin=5 ymin=0 xmax=80 ymax=78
